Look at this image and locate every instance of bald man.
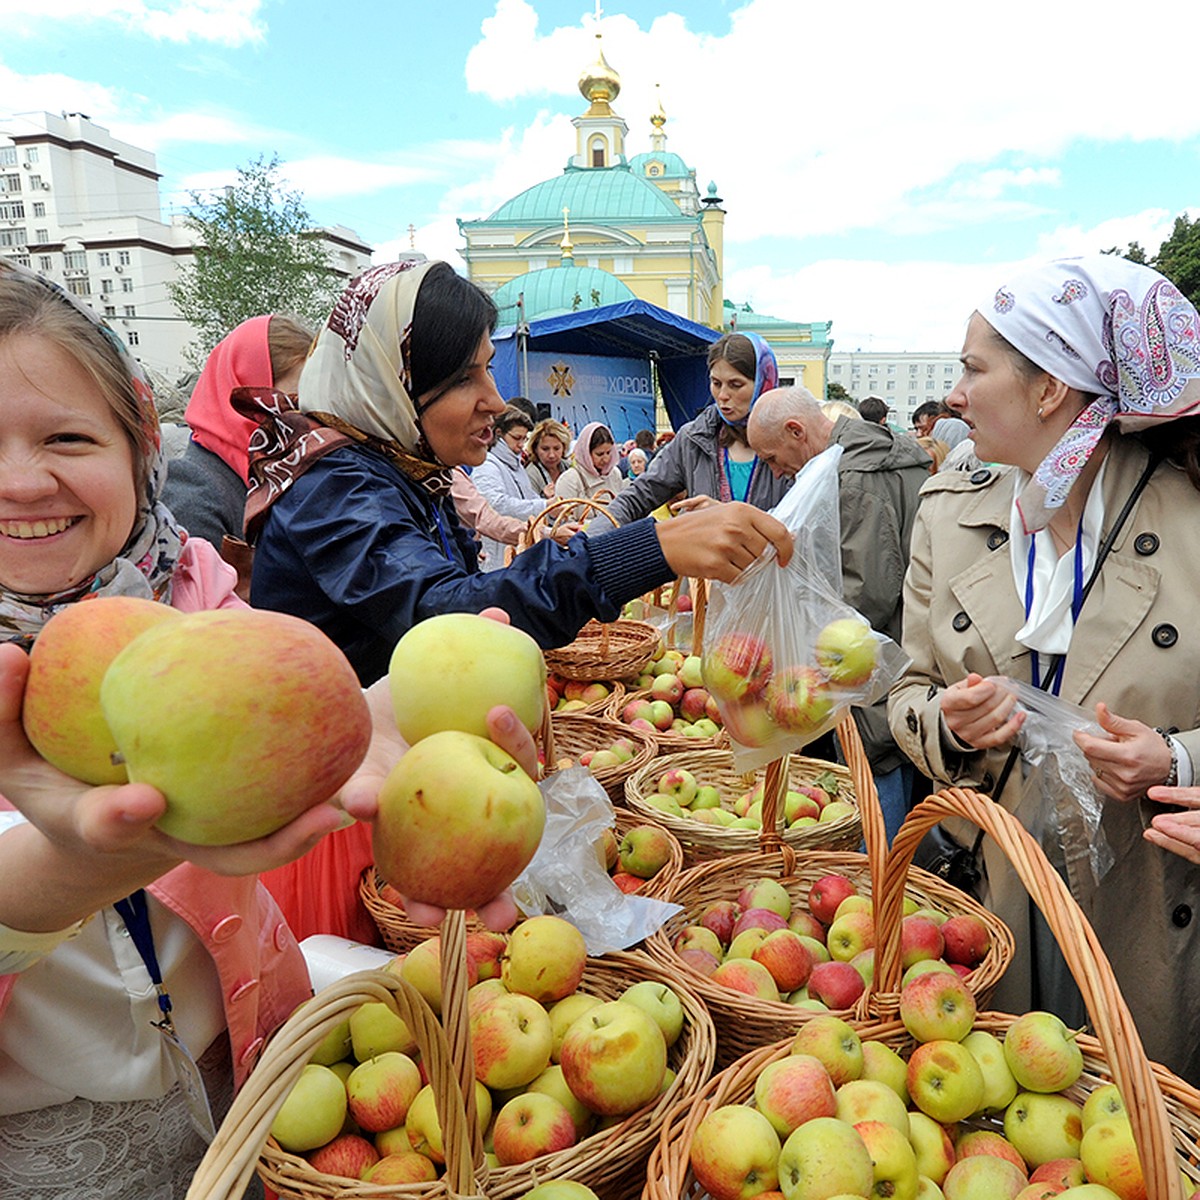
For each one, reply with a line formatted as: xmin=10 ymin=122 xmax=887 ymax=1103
xmin=748 ymin=386 xmax=932 ymax=843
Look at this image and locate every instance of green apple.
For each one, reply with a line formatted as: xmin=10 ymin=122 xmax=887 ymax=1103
xmin=308 ymin=1017 xmax=352 ymax=1066
xmin=962 ymin=1029 xmax=1018 ymax=1114
xmin=469 ymin=990 xmax=553 ymax=1089
xmin=691 ymin=784 xmax=723 ymax=810
xmin=1004 ymin=1091 xmax=1084 ymax=1167
xmin=619 ymin=824 xmax=674 ymax=878
xmin=547 ymin=991 xmax=602 ymax=1062
xmin=1079 ymin=1118 xmax=1143 ymax=1200
xmin=522 ymin=1183 xmax=601 ymax=1200
xmin=753 ymin=1053 xmax=837 ymax=1138
xmin=23 ymin=596 xmax=181 ymax=785
xmin=1081 ymin=1083 xmax=1127 ymax=1131
xmin=679 ymin=654 xmax=705 ymax=688
xmin=790 ymin=1015 xmax=864 ymax=1086
xmin=270 ymin=1063 xmax=347 ymax=1152
xmin=502 ymin=914 xmax=587 ymax=1003
xmin=620 ymin=980 xmax=684 ymax=1047
xmin=940 ymin=1152 xmax=1027 ymax=1199
xmin=398 ymin=936 xmax=445 ymax=1014
xmin=777 ymin=1116 xmax=873 ymax=1200
xmin=642 ymin=791 xmax=685 ymax=818
xmin=906 ymin=1040 xmax=985 ymax=1123
xmin=559 ymin=999 xmax=667 ymax=1115
xmin=349 ymin=999 xmax=417 ymax=1060
xmin=527 ymin=1063 xmax=595 ymax=1138
xmin=100 ymin=608 xmax=372 ymax=844
xmin=836 ymin=1078 xmax=909 ymax=1137
xmin=689 ymin=1104 xmax=781 ymax=1200
xmin=819 ymin=800 xmax=857 ymax=824
xmin=388 ymin=611 xmax=546 ymax=743
xmin=854 ymin=1119 xmax=919 ymax=1200
xmin=814 ymin=617 xmax=879 ymax=687
xmin=861 ymin=1039 xmax=910 ymax=1104
xmin=907 ymin=1109 xmax=956 ymax=1185
xmin=374 ymin=729 xmax=544 ymax=911
xmin=1004 ymin=1011 xmax=1084 ymax=1093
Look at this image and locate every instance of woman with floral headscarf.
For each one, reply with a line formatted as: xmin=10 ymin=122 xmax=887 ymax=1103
xmin=601 ymin=331 xmax=791 ymax=527
xmin=887 ymin=255 xmax=1200 ymax=1083
xmin=244 ymin=262 xmax=793 ymax=687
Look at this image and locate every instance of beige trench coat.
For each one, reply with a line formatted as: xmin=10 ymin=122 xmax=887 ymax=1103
xmin=887 ymin=437 xmax=1200 ymax=1085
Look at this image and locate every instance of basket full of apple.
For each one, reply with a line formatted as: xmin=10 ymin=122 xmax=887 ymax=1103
xmin=643 ymin=786 xmax=1200 ymax=1200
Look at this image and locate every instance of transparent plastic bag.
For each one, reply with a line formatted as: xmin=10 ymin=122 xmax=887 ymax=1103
xmin=510 ymin=767 xmax=681 ymax=955
xmin=990 ymin=676 xmax=1116 ymax=901
xmin=703 ymin=446 xmax=910 ymax=771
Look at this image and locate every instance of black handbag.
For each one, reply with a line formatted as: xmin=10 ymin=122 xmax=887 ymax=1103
xmin=913 ymin=449 xmax=1163 ymax=899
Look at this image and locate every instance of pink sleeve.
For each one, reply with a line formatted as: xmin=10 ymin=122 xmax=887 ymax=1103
xmin=450 ymin=469 xmax=526 ymax=544
xmin=169 ymin=538 xmax=246 ymax=613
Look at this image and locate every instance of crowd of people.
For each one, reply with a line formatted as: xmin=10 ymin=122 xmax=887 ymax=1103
xmin=2 ymin=249 xmax=1200 ymax=1195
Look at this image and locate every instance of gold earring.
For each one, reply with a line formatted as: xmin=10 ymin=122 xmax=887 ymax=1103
xmin=1037 ymin=407 xmax=1045 ymax=421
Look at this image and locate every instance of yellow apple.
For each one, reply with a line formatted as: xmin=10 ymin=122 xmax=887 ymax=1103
xmin=270 ymin=1063 xmax=347 ymax=1152
xmin=559 ymin=999 xmax=666 ymax=1115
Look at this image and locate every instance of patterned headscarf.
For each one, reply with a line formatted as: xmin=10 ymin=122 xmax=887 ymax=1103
xmin=0 ymin=260 xmax=184 ymax=647
xmin=240 ymin=260 xmax=457 ymax=531
xmin=981 ymin=256 xmax=1200 ymax=533
xmin=715 ymin=331 xmax=779 ymax=429
xmin=185 ymin=314 xmax=273 ymax=484
xmin=572 ymin=421 xmax=615 ymax=486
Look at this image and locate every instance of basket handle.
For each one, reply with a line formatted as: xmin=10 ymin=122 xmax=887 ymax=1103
xmin=524 ymin=496 xmax=617 ymax=545
xmin=186 ymin=970 xmax=483 ymax=1200
xmin=878 ymin=788 xmax=1184 ymax=1200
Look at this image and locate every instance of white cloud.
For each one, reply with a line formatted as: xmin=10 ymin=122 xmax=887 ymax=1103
xmin=7 ymin=0 xmax=265 ymax=45
xmin=0 ymin=65 xmax=122 ymax=129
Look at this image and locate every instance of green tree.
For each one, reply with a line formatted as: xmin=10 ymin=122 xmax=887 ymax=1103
xmin=1153 ymin=214 xmax=1200 ymax=307
xmin=169 ymin=155 xmax=339 ymax=367
xmin=826 ymin=380 xmax=853 ymax=404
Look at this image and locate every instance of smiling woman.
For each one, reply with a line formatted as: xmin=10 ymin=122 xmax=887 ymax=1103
xmin=244 ymin=260 xmax=795 ymax=687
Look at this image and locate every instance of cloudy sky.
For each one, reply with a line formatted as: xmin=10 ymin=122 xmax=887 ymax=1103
xmin=5 ymin=0 xmax=1198 ymax=351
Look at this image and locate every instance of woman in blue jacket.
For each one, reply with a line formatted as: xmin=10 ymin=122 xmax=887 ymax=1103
xmin=245 ymin=261 xmax=791 ymax=684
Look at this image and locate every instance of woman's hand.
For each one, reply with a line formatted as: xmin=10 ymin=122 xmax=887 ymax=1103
xmin=1144 ymin=788 xmax=1200 ymax=863
xmin=939 ymin=672 xmax=1025 ymax=750
xmin=1073 ymin=702 xmax=1173 ymax=803
xmin=656 ymin=500 xmax=793 ymax=581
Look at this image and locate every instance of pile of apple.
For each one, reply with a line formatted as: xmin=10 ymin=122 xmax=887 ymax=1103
xmin=616 ymin=649 xmax=726 ymax=741
xmin=269 ymin=915 xmax=688 ymax=1185
xmin=576 ymin=734 xmax=642 ymax=776
xmin=687 ymin=970 xmax=1182 ymax=1200
xmin=596 ymin=822 xmax=676 ymax=893
xmin=639 ymin=765 xmax=854 ymax=832
xmin=548 ymin=672 xmax=615 ymax=714
xmin=671 ymin=872 xmax=992 ymax=1010
xmin=701 ymin=618 xmax=880 ymax=749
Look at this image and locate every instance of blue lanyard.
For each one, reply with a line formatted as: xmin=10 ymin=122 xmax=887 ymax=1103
xmin=113 ymin=889 xmax=175 ymax=1031
xmin=721 ymin=446 xmax=757 ymax=503
xmin=1023 ymin=521 xmax=1085 ymax=696
xmin=431 ymin=503 xmax=454 ymax=560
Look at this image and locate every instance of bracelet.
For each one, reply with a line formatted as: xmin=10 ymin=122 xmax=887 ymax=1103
xmin=1155 ymin=727 xmax=1180 ymax=787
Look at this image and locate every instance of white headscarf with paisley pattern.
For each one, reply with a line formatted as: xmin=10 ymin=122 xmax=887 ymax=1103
xmin=0 ymin=260 xmax=184 ymax=647
xmin=981 ymin=255 xmax=1200 ymax=534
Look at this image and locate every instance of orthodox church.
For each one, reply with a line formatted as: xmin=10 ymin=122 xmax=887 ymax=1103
xmin=458 ymin=37 xmax=831 ymax=396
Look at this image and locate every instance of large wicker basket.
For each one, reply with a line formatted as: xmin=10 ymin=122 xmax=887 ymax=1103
xmin=549 ymin=710 xmax=658 ymax=802
xmin=623 ymin=722 xmax=864 ymax=865
xmin=644 ymin=787 xmax=1200 ymax=1200
xmin=642 ymin=719 xmax=1014 ymax=1067
xmin=190 ymin=916 xmax=716 ymax=1200
xmin=545 ymin=618 xmax=662 ymax=683
xmin=361 ymin=805 xmax=683 ymax=953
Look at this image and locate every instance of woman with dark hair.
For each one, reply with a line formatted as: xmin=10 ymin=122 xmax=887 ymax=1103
xmin=601 ymin=331 xmax=790 ymax=526
xmin=471 ymin=404 xmax=549 ymax=572
xmin=245 ymin=262 xmax=793 ymax=687
xmin=888 ymin=255 xmax=1200 ymax=1083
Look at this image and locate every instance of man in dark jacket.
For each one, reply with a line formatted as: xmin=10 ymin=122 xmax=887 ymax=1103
xmin=748 ymin=386 xmax=933 ymax=843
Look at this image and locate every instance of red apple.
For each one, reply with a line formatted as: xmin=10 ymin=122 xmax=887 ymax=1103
xmin=731 ymin=907 xmax=789 ymax=939
xmin=899 ymin=969 xmax=977 ymax=1043
xmin=702 ymin=632 xmax=773 ymax=702
xmin=752 ymin=930 xmax=814 ymax=992
xmin=700 ymin=899 xmax=742 ymax=946
xmin=711 ymin=958 xmax=780 ymax=1001
xmin=807 ymin=960 xmax=866 ymax=1009
xmin=306 ymin=1133 xmax=380 ymax=1180
xmin=677 ymin=946 xmax=721 ymax=976
xmin=900 ymin=915 xmax=946 ymax=969
xmin=491 ymin=1092 xmax=577 ymax=1165
xmin=940 ymin=913 xmax=992 ymax=968
xmin=611 ymin=871 xmax=644 ymax=893
xmin=680 ymin=687 xmax=712 ymax=721
xmin=753 ymin=1053 xmax=837 ymax=1137
xmin=765 ymin=666 xmax=834 ymax=736
xmin=808 ymin=874 xmax=858 ymax=925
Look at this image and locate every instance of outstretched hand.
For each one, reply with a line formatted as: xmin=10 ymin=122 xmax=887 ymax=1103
xmin=656 ymin=500 xmax=793 ymax=582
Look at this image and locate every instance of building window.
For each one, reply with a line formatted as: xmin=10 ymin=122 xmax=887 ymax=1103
xmin=589 ymin=136 xmax=607 ymax=168
xmin=66 ymin=278 xmax=90 ymax=297
xmin=0 ymin=174 xmax=20 ymax=194
xmin=103 ymin=304 xmax=116 ymax=317
xmin=63 ymin=250 xmax=86 ymax=271
xmin=886 ymin=380 xmax=896 ymax=391
xmin=28 ymin=175 xmax=42 ymax=190
xmin=9 ymin=254 xmax=29 ymax=268
xmin=0 ymin=229 xmax=26 ymax=247
xmin=944 ymin=365 xmax=955 ymax=375
xmin=38 ymin=255 xmax=51 ymax=270
xmin=887 ymin=364 xmax=896 ymax=375
xmin=868 ymin=364 xmax=879 ymax=376
xmin=123 ymin=305 xmax=136 ymax=317
xmin=0 ymin=148 xmax=15 ymax=167
xmin=831 ymin=364 xmax=842 ymax=375
xmin=121 ymin=277 xmax=133 ymax=293
xmin=0 ymin=201 xmax=24 ymax=219
xmin=909 ymin=364 xmax=918 ymax=376
xmin=25 ymin=147 xmax=38 ymax=164
xmin=31 ymin=201 xmax=44 ymax=218
xmin=98 ymin=251 xmax=111 ymax=267
xmin=101 ymin=279 xmax=113 ymax=294
xmin=33 ymin=228 xmax=48 ymax=245
xmin=927 ymin=364 xmax=935 ymax=376
xmin=127 ymin=331 xmax=139 ymax=346
xmin=118 ymin=250 xmax=131 ymax=266
xmin=925 ymin=379 xmax=935 ymax=390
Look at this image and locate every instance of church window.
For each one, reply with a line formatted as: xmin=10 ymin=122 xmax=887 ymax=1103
xmin=589 ymin=136 xmax=607 ymax=167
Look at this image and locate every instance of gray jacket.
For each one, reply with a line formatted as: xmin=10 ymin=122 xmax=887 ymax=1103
xmin=470 ymin=442 xmax=545 ymax=572
xmin=600 ymin=405 xmax=791 ymax=524
xmin=828 ymin=416 xmax=932 ymax=774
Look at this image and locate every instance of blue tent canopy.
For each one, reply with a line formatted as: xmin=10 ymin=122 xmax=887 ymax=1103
xmin=492 ymin=298 xmax=720 ymax=434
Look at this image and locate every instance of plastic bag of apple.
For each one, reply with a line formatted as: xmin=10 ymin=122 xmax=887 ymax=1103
xmin=701 ymin=445 xmax=910 ymax=771
xmin=237 ymin=917 xmax=716 ymax=1200
xmin=644 ymin=788 xmax=1200 ymax=1200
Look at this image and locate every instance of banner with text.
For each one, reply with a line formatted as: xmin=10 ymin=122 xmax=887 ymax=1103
xmin=520 ymin=353 xmax=655 ymax=445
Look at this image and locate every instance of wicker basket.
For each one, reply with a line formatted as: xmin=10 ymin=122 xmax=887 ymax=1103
xmin=644 ymin=787 xmax=1200 ymax=1200
xmin=548 ymin=677 xmax=626 ymax=718
xmin=361 ymin=800 xmax=684 ymax=951
xmin=545 ymin=619 xmax=662 ymax=682
xmin=548 ymin=711 xmax=658 ymax=802
xmin=622 ymin=723 xmax=864 ymax=865
xmin=506 ymin=496 xmax=617 ymax=568
xmin=190 ymin=914 xmax=716 ymax=1200
xmin=609 ymin=688 xmax=729 ymax=755
xmin=642 ymin=719 xmax=1014 ymax=1067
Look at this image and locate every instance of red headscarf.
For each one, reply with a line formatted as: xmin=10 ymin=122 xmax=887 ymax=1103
xmin=185 ymin=315 xmax=273 ymax=484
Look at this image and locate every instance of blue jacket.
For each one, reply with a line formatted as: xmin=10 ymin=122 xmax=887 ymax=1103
xmin=250 ymin=445 xmax=674 ymax=684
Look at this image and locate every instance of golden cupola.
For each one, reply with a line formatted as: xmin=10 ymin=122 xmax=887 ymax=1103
xmin=578 ymin=34 xmax=621 ymax=115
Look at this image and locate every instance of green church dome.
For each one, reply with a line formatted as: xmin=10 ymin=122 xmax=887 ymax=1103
xmin=627 ymin=151 xmax=692 ymax=180
xmin=491 ymin=265 xmax=635 ymax=324
xmin=487 ymin=166 xmax=680 ymax=224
